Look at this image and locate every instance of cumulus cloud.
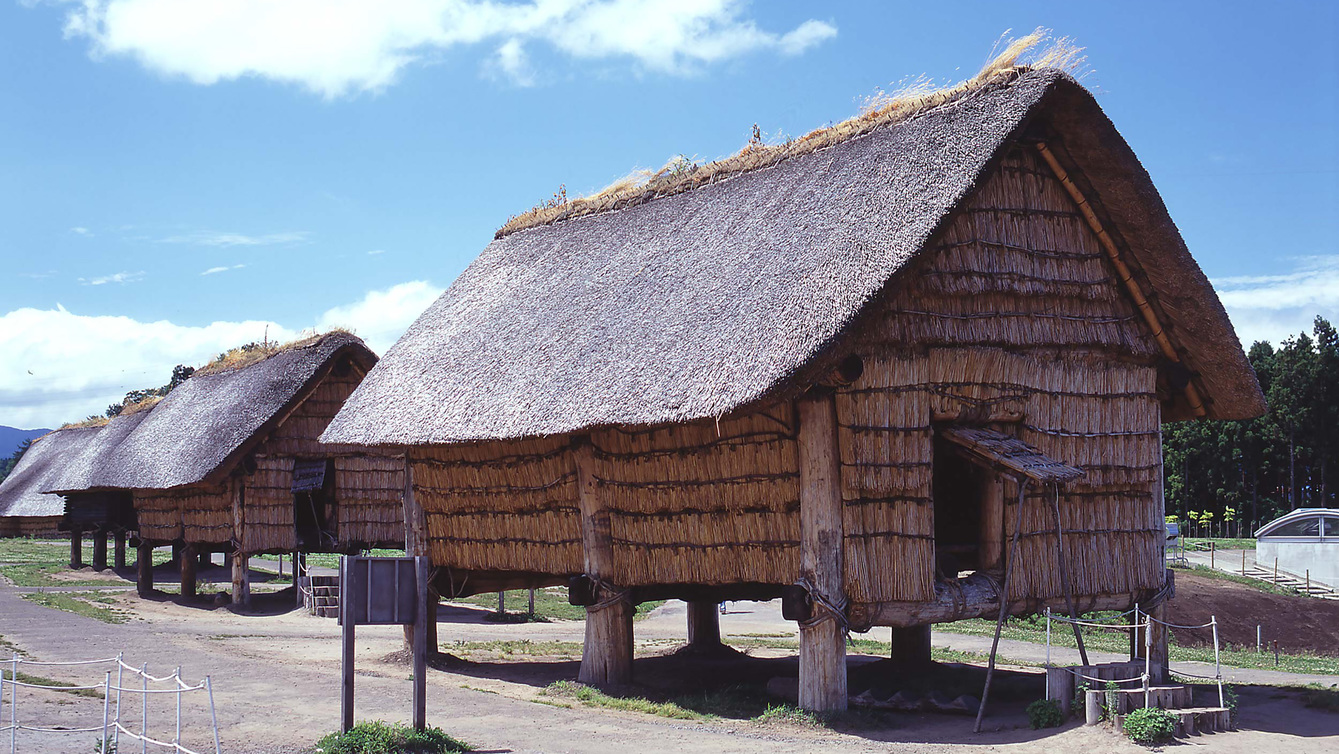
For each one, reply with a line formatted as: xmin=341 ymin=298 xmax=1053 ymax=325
xmin=1214 ymin=255 xmax=1339 ymax=347
xmin=59 ymin=0 xmax=837 ymax=97
xmin=0 ymin=280 xmax=444 ymax=428
xmin=79 ymin=271 xmax=144 ymax=285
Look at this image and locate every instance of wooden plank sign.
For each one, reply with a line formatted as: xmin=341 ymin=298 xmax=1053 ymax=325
xmin=341 ymin=555 xmax=430 ymax=732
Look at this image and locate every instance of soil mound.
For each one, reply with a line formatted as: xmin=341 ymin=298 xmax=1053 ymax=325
xmin=1167 ymin=571 xmax=1339 ymax=655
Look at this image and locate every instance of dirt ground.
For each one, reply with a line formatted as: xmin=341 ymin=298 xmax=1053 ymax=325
xmin=1167 ymin=571 xmax=1339 ymax=653
xmin=1 ymin=576 xmax=1337 ymax=753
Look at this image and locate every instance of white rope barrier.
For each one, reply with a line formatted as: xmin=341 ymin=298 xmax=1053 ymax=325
xmin=1 ymin=653 xmax=220 ymax=754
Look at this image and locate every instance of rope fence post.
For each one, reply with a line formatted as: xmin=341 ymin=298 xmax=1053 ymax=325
xmin=10 ymin=653 xmax=18 ymax=754
xmin=1044 ymin=606 xmax=1052 ymax=699
xmin=175 ymin=666 xmax=183 ymax=749
xmin=140 ymin=663 xmax=148 ymax=754
xmin=206 ymin=676 xmax=221 ymax=754
xmin=113 ymin=653 xmax=124 ymax=753
xmin=1212 ymin=615 xmax=1224 ymax=708
xmin=101 ymin=670 xmax=112 ymax=752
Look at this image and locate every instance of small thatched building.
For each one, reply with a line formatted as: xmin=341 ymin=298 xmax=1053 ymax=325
xmin=0 ymin=426 xmax=102 ymax=539
xmin=322 ymin=63 xmax=1264 ymax=709
xmin=46 ymin=332 xmax=406 ymax=604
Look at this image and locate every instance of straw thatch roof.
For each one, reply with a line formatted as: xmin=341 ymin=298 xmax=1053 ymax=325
xmin=46 ymin=332 xmax=375 ymax=493
xmin=322 ymin=68 xmax=1263 ymax=447
xmin=0 ymin=427 xmax=103 ymax=518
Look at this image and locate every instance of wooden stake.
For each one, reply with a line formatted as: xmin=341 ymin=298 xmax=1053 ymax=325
xmin=575 ymin=438 xmax=633 ymax=686
xmin=687 ymin=601 xmax=722 ymax=649
xmin=136 ymin=541 xmax=154 ymax=597
xmin=232 ymin=552 xmax=250 ymax=607
xmin=340 ymin=557 xmax=355 ymax=733
xmin=413 ymin=555 xmax=428 ymax=730
xmin=92 ymin=528 xmax=108 ymax=571
xmin=69 ymin=529 xmax=83 ymax=568
xmin=113 ymin=531 xmax=127 ymax=570
xmin=796 ymin=391 xmax=847 ymax=713
xmin=1147 ymin=602 xmax=1169 ymax=683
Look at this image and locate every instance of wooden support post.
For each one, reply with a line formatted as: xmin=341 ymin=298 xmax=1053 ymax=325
xmin=340 ymin=557 xmax=355 ymax=733
xmin=978 ymin=473 xmax=1005 ymax=572
xmin=69 ymin=529 xmax=83 ymax=568
xmin=198 ymin=550 xmax=210 ymax=569
xmin=413 ymin=555 xmax=428 ymax=730
xmin=113 ymin=531 xmax=127 ymax=569
xmin=171 ymin=543 xmax=182 ymax=566
xmin=92 ymin=528 xmax=108 ymax=571
xmin=401 ymin=456 xmax=438 ymax=653
xmin=294 ymin=551 xmax=303 ymax=607
xmin=180 ymin=543 xmax=198 ymax=600
xmin=232 ymin=552 xmax=250 ymax=606
xmin=136 ymin=541 xmax=154 ymax=597
xmin=796 ymin=391 xmax=847 ymax=713
xmin=890 ymin=625 xmax=933 ymax=670
xmin=575 ymin=438 xmax=634 ymax=687
xmin=687 ymin=601 xmax=722 ymax=649
xmin=1147 ymin=601 xmax=1169 ymax=684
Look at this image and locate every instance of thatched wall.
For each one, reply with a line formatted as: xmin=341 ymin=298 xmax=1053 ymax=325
xmin=241 ymin=456 xmax=295 ymax=552
xmin=416 ymin=435 xmax=581 ymax=575
xmin=0 ymin=516 xmax=63 ymax=538
xmin=336 ymin=455 xmax=405 ymax=547
xmin=137 ymin=481 xmax=233 ymax=545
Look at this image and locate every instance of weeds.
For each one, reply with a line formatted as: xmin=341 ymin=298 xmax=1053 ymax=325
xmin=21 ymin=592 xmax=131 ymax=624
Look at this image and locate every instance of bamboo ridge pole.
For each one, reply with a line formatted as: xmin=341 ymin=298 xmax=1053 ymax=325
xmin=1034 ymin=141 xmax=1205 ymax=417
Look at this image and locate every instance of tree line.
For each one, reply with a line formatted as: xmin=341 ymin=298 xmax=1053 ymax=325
xmin=1163 ymin=316 xmax=1339 ymax=533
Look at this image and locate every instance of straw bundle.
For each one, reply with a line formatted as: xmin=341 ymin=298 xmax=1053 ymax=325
xmin=242 ymin=456 xmax=296 ymax=552
xmin=335 ymin=455 xmax=405 ymax=547
xmin=137 ymin=481 xmax=233 ymax=544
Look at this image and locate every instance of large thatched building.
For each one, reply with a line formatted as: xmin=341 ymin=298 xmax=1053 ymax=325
xmin=47 ymin=332 xmax=406 ymax=604
xmin=322 ymin=64 xmax=1264 ymax=709
xmin=0 ymin=426 xmax=101 ymax=539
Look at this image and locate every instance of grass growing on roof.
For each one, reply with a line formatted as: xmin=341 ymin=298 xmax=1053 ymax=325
xmin=195 ymin=329 xmax=352 ymax=377
xmin=497 ymin=27 xmax=1084 ymax=238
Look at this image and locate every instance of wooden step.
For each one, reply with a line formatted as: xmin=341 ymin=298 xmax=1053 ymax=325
xmin=1112 ymin=685 xmax=1193 ymax=714
xmin=1113 ymin=706 xmax=1231 ymax=737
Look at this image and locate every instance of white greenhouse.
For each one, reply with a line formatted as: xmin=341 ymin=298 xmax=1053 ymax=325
xmin=1255 ymin=508 xmax=1339 ymax=588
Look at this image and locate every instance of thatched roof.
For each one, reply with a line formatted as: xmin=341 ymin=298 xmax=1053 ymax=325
xmin=0 ymin=427 xmax=102 ymax=518
xmin=46 ymin=332 xmax=375 ymax=493
xmin=322 ymin=69 xmax=1264 ymax=447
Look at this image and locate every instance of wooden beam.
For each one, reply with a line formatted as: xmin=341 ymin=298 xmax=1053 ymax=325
xmin=575 ymin=438 xmax=633 ymax=686
xmin=796 ymin=391 xmax=847 ymax=713
xmin=180 ymin=543 xmax=198 ymax=600
xmin=92 ymin=528 xmax=108 ymax=571
xmin=686 ymin=601 xmax=722 ymax=649
xmin=978 ymin=472 xmax=1004 ymax=572
xmin=1034 ymin=141 xmax=1205 ymax=417
xmin=136 ymin=541 xmax=154 ymax=597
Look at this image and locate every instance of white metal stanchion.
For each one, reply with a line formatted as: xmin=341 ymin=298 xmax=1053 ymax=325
xmin=175 ymin=666 xmax=183 ymax=748
xmin=206 ymin=676 xmax=221 ymax=754
xmin=10 ymin=654 xmax=18 ymax=754
xmin=1212 ymin=616 xmax=1224 ymax=707
xmin=1044 ymin=607 xmax=1052 ymax=699
xmin=101 ymin=670 xmax=112 ymax=751
xmin=140 ymin=663 xmax=148 ymax=754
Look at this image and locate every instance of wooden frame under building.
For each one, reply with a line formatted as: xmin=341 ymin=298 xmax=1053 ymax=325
xmin=322 ymin=68 xmax=1265 ymax=710
xmin=44 ymin=332 xmax=407 ymax=606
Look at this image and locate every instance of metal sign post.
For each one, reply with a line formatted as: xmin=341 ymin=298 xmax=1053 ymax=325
xmin=340 ymin=555 xmax=429 ymax=732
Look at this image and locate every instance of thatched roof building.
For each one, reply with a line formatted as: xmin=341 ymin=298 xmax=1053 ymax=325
xmin=0 ymin=426 xmax=101 ymax=537
xmin=46 ymin=331 xmax=407 ymax=602
xmin=323 ymin=64 xmax=1264 ymax=709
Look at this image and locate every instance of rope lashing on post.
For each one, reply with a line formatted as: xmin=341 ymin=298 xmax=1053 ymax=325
xmin=586 ymin=577 xmax=631 ymax=612
xmin=793 ymin=576 xmax=851 ymax=635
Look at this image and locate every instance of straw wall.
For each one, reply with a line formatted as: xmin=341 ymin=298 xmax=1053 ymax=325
xmin=591 ymin=409 xmax=800 ymax=586
xmin=336 ymin=455 xmax=405 ymax=547
xmin=414 ymin=436 xmax=582 ymax=575
xmin=135 ymin=481 xmax=233 ymax=544
xmin=242 ymin=456 xmax=296 ymax=553
xmin=836 ymin=145 xmax=1163 ymax=605
xmin=256 ymin=366 xmax=362 ymax=457
xmin=0 ymin=516 xmax=62 ymax=538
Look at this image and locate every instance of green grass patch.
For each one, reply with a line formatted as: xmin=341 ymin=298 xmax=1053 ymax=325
xmin=253 ymin=549 xmax=406 ymax=572
xmin=0 ymin=563 xmax=129 ymax=588
xmin=1184 ymin=537 xmax=1256 ymax=551
xmin=446 ymin=639 xmax=585 ymax=658
xmin=1176 ymin=563 xmax=1302 ymax=597
xmin=316 ymin=721 xmax=471 ymax=753
xmin=0 ymin=668 xmax=104 ymax=699
xmin=21 ymin=591 xmax=131 ymax=624
xmin=452 ymin=588 xmax=664 ymax=622
xmin=1300 ymin=684 xmax=1339 ymax=713
xmin=541 ymin=681 xmax=708 ymax=720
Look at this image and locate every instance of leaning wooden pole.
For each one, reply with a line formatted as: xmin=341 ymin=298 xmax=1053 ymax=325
xmin=975 ymin=476 xmax=1028 ymax=733
xmin=796 ymin=390 xmax=847 ymax=713
xmin=1050 ymin=483 xmax=1089 ymax=666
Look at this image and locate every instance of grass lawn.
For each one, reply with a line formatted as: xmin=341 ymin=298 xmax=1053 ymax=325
xmin=0 ymin=667 xmax=105 ymax=699
xmin=1183 ymin=537 xmax=1256 ymax=551
xmin=20 ymin=591 xmax=132 ymax=624
xmin=0 ymin=537 xmax=167 ymax=588
xmin=452 ymin=587 xmax=664 ymax=622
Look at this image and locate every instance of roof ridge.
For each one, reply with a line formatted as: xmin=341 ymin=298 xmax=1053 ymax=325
xmin=495 ymin=30 xmax=1084 ymax=240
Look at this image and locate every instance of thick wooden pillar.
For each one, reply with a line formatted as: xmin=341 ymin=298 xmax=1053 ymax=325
xmin=401 ymin=456 xmax=438 ymax=652
xmin=198 ymin=550 xmax=211 ymax=569
xmin=575 ymin=439 xmax=633 ymax=686
xmin=796 ymin=391 xmax=847 ymax=712
xmin=890 ymin=625 xmax=933 ymax=670
xmin=231 ymin=552 xmax=250 ymax=606
xmin=92 ymin=528 xmax=108 ymax=571
xmin=687 ymin=601 xmax=722 ymax=649
xmin=180 ymin=543 xmax=198 ymax=599
xmin=113 ymin=531 xmax=127 ymax=569
xmin=69 ymin=529 xmax=83 ymax=568
xmin=136 ymin=541 xmax=154 ymax=597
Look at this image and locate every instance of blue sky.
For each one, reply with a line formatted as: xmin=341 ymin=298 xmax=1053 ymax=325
xmin=1 ymin=0 xmax=1336 ymax=428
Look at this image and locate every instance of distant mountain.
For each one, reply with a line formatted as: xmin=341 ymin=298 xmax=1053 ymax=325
xmin=0 ymin=425 xmax=52 ymax=461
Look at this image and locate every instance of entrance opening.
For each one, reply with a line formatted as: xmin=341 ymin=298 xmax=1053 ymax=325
xmin=933 ymin=436 xmax=985 ymax=578
xmin=293 ymin=458 xmax=337 ymax=550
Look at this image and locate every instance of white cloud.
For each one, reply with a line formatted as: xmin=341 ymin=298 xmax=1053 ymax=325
xmin=79 ymin=271 xmax=145 ymax=286
xmin=489 ymin=38 xmax=534 ymax=86
xmin=70 ymin=226 xmax=92 ymax=236
xmin=367 ymin=249 xmax=386 ymax=255
xmin=59 ymin=0 xmax=837 ymax=97
xmin=1214 ymin=256 xmax=1339 ymax=347
xmin=201 ymin=264 xmax=246 ymax=276
xmin=0 ymin=281 xmax=444 ymax=428
xmin=156 ymin=230 xmax=309 ymax=247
